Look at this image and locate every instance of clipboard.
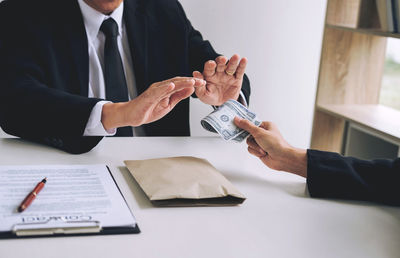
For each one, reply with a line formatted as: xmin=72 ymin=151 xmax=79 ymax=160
xmin=0 ymin=217 xmax=140 ymax=239
xmin=0 ymin=165 xmax=140 ymax=239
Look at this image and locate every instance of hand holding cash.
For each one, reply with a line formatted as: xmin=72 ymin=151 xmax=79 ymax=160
xmin=201 ymin=100 xmax=261 ymax=142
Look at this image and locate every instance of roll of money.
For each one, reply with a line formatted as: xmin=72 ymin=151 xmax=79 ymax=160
xmin=201 ymin=99 xmax=261 ymax=142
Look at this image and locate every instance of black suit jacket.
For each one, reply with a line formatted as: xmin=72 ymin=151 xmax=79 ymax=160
xmin=307 ymin=150 xmax=400 ymax=206
xmin=0 ymin=0 xmax=250 ymax=154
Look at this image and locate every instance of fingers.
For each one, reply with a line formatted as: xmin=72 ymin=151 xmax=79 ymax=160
xmin=259 ymin=121 xmax=273 ymax=131
xmin=216 ymin=56 xmax=228 ymax=73
xmin=193 ymin=71 xmax=207 ymax=87
xmin=225 ymin=54 xmax=240 ymax=76
xmin=248 ymin=146 xmax=267 ymax=158
xmin=155 ymin=78 xmax=197 ymax=109
xmin=152 ymin=82 xmax=176 ymax=101
xmin=159 ymin=96 xmax=170 ymax=109
xmin=193 ymin=71 xmax=207 ymax=97
xmin=193 ymin=71 xmax=205 ymax=80
xmin=151 ymin=79 xmax=194 ymax=102
xmin=158 ymin=76 xmax=192 ymax=85
xmin=203 ymin=60 xmax=217 ymax=77
xmin=235 ymin=57 xmax=248 ymax=79
xmin=247 ymin=136 xmax=265 ymax=154
xmin=169 ymin=87 xmax=195 ymax=108
xmin=234 ymin=116 xmax=263 ymax=136
xmin=158 ymin=76 xmax=205 ymax=88
xmin=259 ymin=155 xmax=270 ymax=167
xmin=203 ymin=55 xmax=246 ymax=78
xmin=194 ymin=78 xmax=206 ymax=88
xmin=171 ymin=79 xmax=197 ymax=93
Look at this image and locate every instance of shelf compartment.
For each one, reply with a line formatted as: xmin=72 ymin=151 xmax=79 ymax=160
xmin=344 ymin=123 xmax=399 ymax=159
xmin=326 ymin=0 xmax=379 ymax=28
xmin=317 ymin=103 xmax=400 ymax=142
xmin=326 ymin=24 xmax=400 ymax=39
xmin=317 ymin=27 xmax=386 ymax=106
xmin=326 ymin=0 xmax=363 ymax=28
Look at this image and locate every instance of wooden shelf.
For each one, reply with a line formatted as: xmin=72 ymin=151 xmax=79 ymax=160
xmin=316 ymin=27 xmax=386 ymax=107
xmin=326 ymin=24 xmax=400 ymax=39
xmin=326 ymin=0 xmax=365 ymax=28
xmin=317 ymin=104 xmax=400 ymax=143
xmin=326 ymin=0 xmax=380 ymax=29
xmin=311 ymin=0 xmax=400 ymax=154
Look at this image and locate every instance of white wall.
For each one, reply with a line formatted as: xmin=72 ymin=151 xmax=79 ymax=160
xmin=185 ymin=0 xmax=327 ymax=149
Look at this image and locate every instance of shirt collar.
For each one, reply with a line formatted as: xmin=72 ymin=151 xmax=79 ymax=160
xmin=77 ymin=0 xmax=124 ymax=41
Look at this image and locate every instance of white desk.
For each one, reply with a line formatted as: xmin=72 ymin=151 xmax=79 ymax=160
xmin=0 ymin=137 xmax=399 ymax=258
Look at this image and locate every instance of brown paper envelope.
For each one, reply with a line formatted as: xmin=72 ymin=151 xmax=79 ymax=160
xmin=124 ymin=156 xmax=246 ymax=207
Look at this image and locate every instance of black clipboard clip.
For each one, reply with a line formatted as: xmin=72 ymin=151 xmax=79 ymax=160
xmin=12 ymin=217 xmax=101 ymax=237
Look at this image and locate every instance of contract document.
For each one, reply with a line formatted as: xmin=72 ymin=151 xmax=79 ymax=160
xmin=0 ymin=164 xmax=139 ymax=237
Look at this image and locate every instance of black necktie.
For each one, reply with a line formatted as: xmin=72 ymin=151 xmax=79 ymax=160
xmin=100 ymin=18 xmax=133 ymax=136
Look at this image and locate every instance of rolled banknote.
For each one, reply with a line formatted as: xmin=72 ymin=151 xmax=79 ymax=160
xmin=201 ymin=99 xmax=261 ymax=142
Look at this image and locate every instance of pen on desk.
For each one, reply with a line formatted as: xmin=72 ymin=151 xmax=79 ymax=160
xmin=17 ymin=177 xmax=47 ymax=213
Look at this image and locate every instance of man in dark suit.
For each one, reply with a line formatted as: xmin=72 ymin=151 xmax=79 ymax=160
xmin=234 ymin=117 xmax=400 ymax=206
xmin=0 ymin=0 xmax=250 ymax=154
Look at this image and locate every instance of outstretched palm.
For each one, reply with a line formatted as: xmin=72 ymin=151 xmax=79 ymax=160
xmin=125 ymin=77 xmax=203 ymax=126
xmin=194 ymin=55 xmax=248 ymax=106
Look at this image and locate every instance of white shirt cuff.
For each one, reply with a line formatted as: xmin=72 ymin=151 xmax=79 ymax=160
xmin=238 ymin=91 xmax=248 ymax=107
xmin=84 ymin=101 xmax=117 ymax=136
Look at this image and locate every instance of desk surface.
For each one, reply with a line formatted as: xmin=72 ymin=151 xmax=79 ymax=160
xmin=0 ymin=137 xmax=399 ymax=258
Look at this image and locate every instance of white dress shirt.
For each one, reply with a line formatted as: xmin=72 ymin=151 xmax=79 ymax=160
xmin=78 ymin=0 xmax=144 ymax=136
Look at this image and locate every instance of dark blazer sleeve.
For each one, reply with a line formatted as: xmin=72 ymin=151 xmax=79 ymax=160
xmin=0 ymin=0 xmax=102 ymax=154
xmin=307 ymin=149 xmax=400 ymax=206
xmin=175 ymin=1 xmax=251 ymax=104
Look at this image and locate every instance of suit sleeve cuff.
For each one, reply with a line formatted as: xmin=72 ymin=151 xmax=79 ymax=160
xmin=306 ymin=149 xmax=350 ymax=199
xmin=84 ymin=101 xmax=116 ymax=136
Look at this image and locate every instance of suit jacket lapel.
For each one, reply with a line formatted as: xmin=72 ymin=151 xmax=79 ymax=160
xmin=63 ymin=0 xmax=89 ymax=97
xmin=61 ymin=0 xmax=146 ymax=97
xmin=124 ymin=0 xmax=148 ymax=95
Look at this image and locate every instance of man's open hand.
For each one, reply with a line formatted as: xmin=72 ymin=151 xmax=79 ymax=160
xmin=101 ymin=77 xmax=205 ymax=129
xmin=193 ymin=54 xmax=247 ymax=106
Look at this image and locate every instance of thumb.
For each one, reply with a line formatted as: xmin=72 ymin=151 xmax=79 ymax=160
xmin=234 ymin=116 xmax=262 ymax=136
